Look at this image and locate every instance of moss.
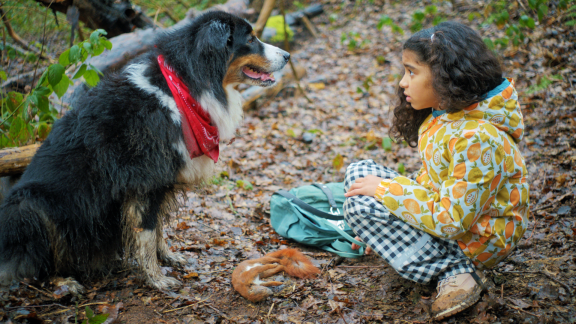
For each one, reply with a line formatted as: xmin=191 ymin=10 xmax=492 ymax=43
xmin=265 ymin=15 xmax=294 ymax=42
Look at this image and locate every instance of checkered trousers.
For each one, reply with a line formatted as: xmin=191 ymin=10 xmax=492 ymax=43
xmin=343 ymin=160 xmax=476 ymax=283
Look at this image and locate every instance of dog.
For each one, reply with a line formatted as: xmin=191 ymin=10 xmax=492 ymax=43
xmin=0 ymin=11 xmax=289 ymax=292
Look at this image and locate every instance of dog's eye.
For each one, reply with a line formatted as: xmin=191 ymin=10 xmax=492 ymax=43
xmin=247 ymin=36 xmax=254 ymax=44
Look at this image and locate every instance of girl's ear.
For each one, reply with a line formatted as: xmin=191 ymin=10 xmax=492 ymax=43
xmin=196 ymin=21 xmax=231 ymax=53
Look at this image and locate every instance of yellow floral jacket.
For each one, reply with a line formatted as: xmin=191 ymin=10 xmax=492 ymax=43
xmin=375 ymin=79 xmax=529 ymax=269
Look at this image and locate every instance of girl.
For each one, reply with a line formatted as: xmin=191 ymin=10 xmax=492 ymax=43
xmin=343 ymin=21 xmax=529 ymax=320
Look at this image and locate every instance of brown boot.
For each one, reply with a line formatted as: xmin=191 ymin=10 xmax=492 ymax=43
xmin=431 ymin=271 xmax=487 ymax=320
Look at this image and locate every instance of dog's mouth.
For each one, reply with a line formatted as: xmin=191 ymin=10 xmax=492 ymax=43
xmin=242 ymin=66 xmax=275 ymax=85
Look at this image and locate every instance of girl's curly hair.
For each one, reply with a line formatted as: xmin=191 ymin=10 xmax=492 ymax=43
xmin=390 ymin=21 xmax=503 ymax=147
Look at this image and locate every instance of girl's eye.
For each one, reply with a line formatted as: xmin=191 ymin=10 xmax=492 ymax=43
xmin=409 ymin=70 xmax=414 ymax=76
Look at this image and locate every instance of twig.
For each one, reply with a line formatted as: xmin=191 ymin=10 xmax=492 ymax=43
xmin=501 ymin=284 xmax=504 ymax=299
xmin=198 ymin=268 xmax=233 ymax=274
xmin=267 ymin=302 xmax=275 ymax=317
xmin=531 ymin=204 xmax=553 ymax=212
xmin=162 ymin=296 xmax=210 ymax=314
xmin=159 ymin=296 xmax=180 ymax=312
xmin=6 ymin=303 xmax=68 ymax=309
xmin=280 ymin=1 xmax=311 ymax=104
xmin=20 ymin=281 xmax=53 ymax=298
xmin=32 ymin=0 xmax=54 ymax=90
xmin=501 ymin=270 xmax=573 ymax=295
xmin=253 ymin=0 xmax=275 ymax=39
xmin=204 ymin=303 xmax=230 ymax=320
xmin=301 ymin=15 xmax=318 ymax=38
xmin=525 ymin=210 xmax=537 ymax=243
xmin=507 ymin=304 xmax=540 ymax=318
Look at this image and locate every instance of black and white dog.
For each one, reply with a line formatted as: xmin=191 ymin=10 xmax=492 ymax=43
xmin=0 ymin=11 xmax=289 ymax=292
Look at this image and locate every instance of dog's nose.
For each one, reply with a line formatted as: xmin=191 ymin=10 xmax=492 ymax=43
xmin=279 ymin=49 xmax=290 ymax=63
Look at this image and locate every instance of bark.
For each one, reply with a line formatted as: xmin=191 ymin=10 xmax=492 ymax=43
xmin=0 ymin=144 xmax=41 ymax=177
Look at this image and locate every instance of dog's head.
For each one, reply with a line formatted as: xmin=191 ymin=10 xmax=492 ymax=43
xmin=158 ymin=12 xmax=290 ymax=92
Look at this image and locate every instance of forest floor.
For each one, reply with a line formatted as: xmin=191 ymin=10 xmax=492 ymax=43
xmin=1 ymin=0 xmax=575 ymax=323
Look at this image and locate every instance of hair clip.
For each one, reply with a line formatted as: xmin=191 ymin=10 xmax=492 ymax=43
xmin=430 ymin=33 xmax=435 ymax=41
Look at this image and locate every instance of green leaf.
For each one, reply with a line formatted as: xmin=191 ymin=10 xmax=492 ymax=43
xmin=398 ymin=163 xmax=405 ymax=175
xmin=83 ymin=70 xmax=100 ymax=87
xmin=537 ymin=3 xmax=548 ymax=21
xmin=38 ymin=122 xmax=51 ymax=139
xmin=424 ymin=5 xmax=437 ymax=15
xmin=333 ymin=154 xmax=344 ymax=171
xmin=566 ymin=20 xmax=576 ymax=26
xmin=85 ymin=307 xmax=94 ymax=319
xmin=0 ymin=70 xmax=6 ymax=81
xmin=34 ymin=86 xmax=51 ymax=96
xmin=432 ymin=16 xmax=444 ymax=26
xmin=410 ymin=22 xmax=423 ymax=33
xmin=89 ymin=314 xmax=109 ymax=324
xmin=83 ymin=42 xmax=93 ymax=54
xmin=25 ymin=52 xmax=37 ymax=63
xmin=53 ymin=74 xmax=70 ymax=99
xmin=69 ymin=45 xmax=81 ymax=63
xmin=89 ymin=64 xmax=103 ymax=76
xmin=37 ymin=94 xmax=50 ymax=113
xmin=413 ymin=11 xmax=425 ymax=22
xmin=7 ymin=48 xmax=16 ymax=60
xmin=47 ymin=64 xmax=65 ymax=88
xmin=6 ymin=92 xmax=24 ymax=112
xmin=92 ymin=43 xmax=105 ymax=56
xmin=392 ymin=25 xmax=404 ymax=35
xmin=90 ymin=31 xmax=100 ymax=45
xmin=59 ymin=49 xmax=70 ymax=66
xmin=101 ymin=39 xmax=113 ymax=51
xmin=528 ymin=0 xmax=537 ymax=9
xmin=382 ymin=137 xmax=392 ymax=152
xmin=9 ymin=116 xmax=24 ymax=139
xmin=73 ymin=64 xmax=88 ymax=79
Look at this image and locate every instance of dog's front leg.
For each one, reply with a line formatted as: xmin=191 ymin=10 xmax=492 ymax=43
xmin=123 ymin=194 xmax=181 ymax=290
xmin=135 ymin=229 xmax=181 ymax=290
xmin=156 ymin=229 xmax=187 ymax=267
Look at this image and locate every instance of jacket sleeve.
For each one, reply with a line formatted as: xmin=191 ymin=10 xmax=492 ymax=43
xmin=374 ymin=129 xmax=507 ymax=240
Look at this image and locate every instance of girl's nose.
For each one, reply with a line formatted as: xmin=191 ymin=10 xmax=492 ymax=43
xmin=399 ymin=73 xmax=408 ymax=88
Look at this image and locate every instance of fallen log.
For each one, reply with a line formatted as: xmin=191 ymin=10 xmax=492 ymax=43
xmin=0 ymin=144 xmax=42 ymax=177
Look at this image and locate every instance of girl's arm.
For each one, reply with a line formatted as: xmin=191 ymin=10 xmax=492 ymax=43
xmin=369 ymin=130 xmax=509 ymax=240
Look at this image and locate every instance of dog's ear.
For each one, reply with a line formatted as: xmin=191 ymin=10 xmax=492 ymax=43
xmin=196 ymin=20 xmax=230 ymax=53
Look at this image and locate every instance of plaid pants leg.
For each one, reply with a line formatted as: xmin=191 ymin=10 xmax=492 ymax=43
xmin=343 ymin=160 xmax=476 ymax=284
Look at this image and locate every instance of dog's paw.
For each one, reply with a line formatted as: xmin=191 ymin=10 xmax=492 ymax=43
xmin=54 ymin=277 xmax=85 ymax=295
xmin=147 ymin=275 xmax=182 ymax=290
xmin=161 ymin=251 xmax=188 ymax=267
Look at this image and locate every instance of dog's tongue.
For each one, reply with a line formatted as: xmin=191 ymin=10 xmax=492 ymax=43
xmin=242 ymin=67 xmax=275 ymax=81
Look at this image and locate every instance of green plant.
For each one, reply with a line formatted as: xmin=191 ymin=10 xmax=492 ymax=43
xmin=563 ymin=4 xmax=576 ymax=26
xmin=483 ymin=1 xmax=537 ymax=49
xmin=0 ymin=29 xmax=111 ymax=149
xmin=340 ymin=31 xmax=369 ymax=51
xmin=356 ymin=75 xmax=374 ymax=95
xmin=377 ymin=15 xmax=404 ymax=35
xmin=410 ymin=5 xmax=444 ymax=32
xmin=82 ymin=306 xmax=109 ymax=324
xmin=526 ymin=74 xmax=563 ymax=94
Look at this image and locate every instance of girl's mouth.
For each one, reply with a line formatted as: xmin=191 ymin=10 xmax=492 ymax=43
xmin=406 ymin=96 xmax=412 ymax=102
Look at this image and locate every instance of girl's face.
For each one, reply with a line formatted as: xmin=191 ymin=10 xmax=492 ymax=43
xmin=399 ymin=50 xmax=440 ymax=110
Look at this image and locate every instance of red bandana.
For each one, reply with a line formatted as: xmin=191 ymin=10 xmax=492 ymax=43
xmin=157 ymin=55 xmax=219 ymax=163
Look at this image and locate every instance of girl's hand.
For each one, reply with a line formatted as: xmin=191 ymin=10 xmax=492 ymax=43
xmin=351 ymin=236 xmax=372 ymax=255
xmin=344 ymin=175 xmax=384 ymax=198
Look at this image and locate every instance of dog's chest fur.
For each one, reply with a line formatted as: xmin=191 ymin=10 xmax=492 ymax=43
xmin=125 ymin=62 xmax=243 ymax=185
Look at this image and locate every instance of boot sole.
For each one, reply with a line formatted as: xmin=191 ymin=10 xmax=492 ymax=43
xmin=433 ymin=272 xmax=489 ymax=320
xmin=433 ymin=284 xmax=482 ymax=320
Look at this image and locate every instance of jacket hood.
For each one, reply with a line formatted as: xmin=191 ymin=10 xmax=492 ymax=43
xmin=436 ymin=78 xmax=525 ymax=143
